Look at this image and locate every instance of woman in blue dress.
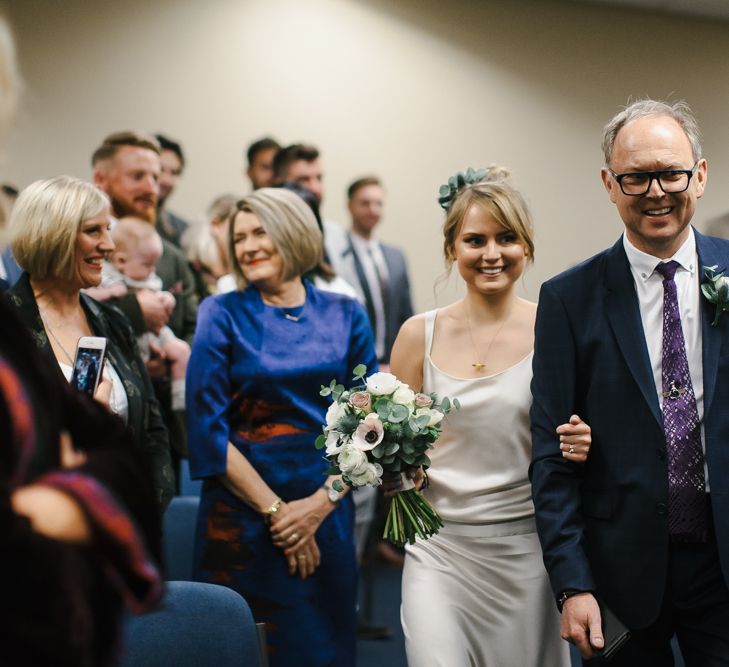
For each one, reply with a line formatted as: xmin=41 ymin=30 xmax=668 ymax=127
xmin=187 ymin=187 xmax=377 ymax=667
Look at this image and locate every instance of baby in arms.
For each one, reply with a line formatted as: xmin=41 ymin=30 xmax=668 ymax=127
xmin=98 ymin=216 xmax=190 ymax=410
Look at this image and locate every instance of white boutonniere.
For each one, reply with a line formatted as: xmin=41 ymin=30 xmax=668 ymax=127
xmin=701 ymin=265 xmax=729 ymax=326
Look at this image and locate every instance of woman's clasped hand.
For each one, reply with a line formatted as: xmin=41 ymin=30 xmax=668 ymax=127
xmin=267 ymin=493 xmax=334 ymax=579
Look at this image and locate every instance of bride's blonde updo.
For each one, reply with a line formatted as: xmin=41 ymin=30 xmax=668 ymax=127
xmin=440 ymin=165 xmax=535 ymax=269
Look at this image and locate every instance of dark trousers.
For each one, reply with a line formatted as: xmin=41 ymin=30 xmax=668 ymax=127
xmin=587 ymin=510 xmax=729 ymax=666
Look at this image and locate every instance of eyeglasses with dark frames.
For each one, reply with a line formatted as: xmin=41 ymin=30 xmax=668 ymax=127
xmin=608 ymin=161 xmax=700 ymax=196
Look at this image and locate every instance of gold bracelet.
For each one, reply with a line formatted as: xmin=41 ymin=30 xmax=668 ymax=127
xmin=262 ymin=497 xmax=282 ymax=520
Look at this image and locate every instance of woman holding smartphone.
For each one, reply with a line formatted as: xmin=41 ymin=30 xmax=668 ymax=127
xmin=7 ymin=175 xmax=174 ymax=511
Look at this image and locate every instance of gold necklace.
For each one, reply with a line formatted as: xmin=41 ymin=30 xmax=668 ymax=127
xmin=464 ymin=300 xmax=509 ymax=372
xmin=38 ymin=307 xmax=76 ymax=365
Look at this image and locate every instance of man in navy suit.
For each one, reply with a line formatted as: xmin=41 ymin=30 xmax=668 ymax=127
xmin=530 ymin=99 xmax=729 ymax=664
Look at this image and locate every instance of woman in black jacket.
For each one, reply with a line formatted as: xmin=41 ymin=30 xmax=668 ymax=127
xmin=6 ymin=175 xmax=174 ymax=510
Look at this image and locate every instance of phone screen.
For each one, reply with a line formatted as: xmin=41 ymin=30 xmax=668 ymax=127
xmin=70 ymin=347 xmax=105 ymax=395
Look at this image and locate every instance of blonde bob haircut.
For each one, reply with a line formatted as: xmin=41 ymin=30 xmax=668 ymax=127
xmin=442 ymin=165 xmax=535 ymax=267
xmin=10 ymin=175 xmax=110 ymax=281
xmin=229 ymin=187 xmax=323 ymax=288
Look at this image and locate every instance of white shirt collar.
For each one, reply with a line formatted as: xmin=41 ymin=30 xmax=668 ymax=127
xmin=622 ymin=227 xmax=696 ymax=282
xmin=350 ymin=230 xmax=379 ymax=252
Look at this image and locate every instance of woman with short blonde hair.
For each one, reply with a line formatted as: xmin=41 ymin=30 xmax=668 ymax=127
xmin=187 ymin=186 xmax=375 ymax=666
xmin=7 ymin=175 xmax=174 ymax=510
xmin=10 ymin=176 xmax=109 ymax=281
xmin=228 ymin=187 xmax=323 ymax=288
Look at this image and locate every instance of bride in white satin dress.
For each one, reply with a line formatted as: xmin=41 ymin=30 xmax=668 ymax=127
xmin=389 ymin=167 xmax=591 ymax=667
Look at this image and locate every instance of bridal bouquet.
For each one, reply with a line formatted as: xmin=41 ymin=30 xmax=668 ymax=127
xmin=316 ymin=365 xmax=458 ymax=546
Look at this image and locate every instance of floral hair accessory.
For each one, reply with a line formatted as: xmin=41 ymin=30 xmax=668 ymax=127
xmin=437 ymin=166 xmax=486 ymax=210
xmin=701 ymin=265 xmax=729 ymax=326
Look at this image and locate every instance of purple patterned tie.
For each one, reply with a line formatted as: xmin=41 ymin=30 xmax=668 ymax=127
xmin=655 ymin=260 xmax=707 ymax=543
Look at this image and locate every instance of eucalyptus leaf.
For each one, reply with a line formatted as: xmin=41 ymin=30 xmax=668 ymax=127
xmin=441 ymin=397 xmax=451 ymax=412
xmin=702 ymin=284 xmax=717 ymax=300
xmin=315 ymin=434 xmax=326 ymax=450
xmin=415 ymin=414 xmax=430 ymax=430
xmin=407 ymin=417 xmax=422 ymax=433
xmin=453 ymin=398 xmax=461 ymax=410
xmin=352 ymin=364 xmax=367 ymax=379
xmin=332 ymin=479 xmax=344 ymax=492
xmin=326 ymin=465 xmax=341 ymax=475
xmin=382 ymin=455 xmax=396 ymax=465
xmin=389 ymin=404 xmax=409 ymax=423
xmin=385 ymin=442 xmax=400 ymax=455
xmin=375 ymin=399 xmax=391 ymax=420
xmin=371 ymin=444 xmax=385 ymax=459
xmin=320 ymin=387 xmax=332 ymax=397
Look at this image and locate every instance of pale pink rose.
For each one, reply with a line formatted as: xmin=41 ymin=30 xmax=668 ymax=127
xmin=414 ymin=393 xmax=433 ymax=409
xmin=351 ymin=413 xmax=385 ymax=451
xmin=349 ymin=391 xmax=373 ymax=413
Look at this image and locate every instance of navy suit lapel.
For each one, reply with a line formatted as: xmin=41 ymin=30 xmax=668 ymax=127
xmin=604 ymin=238 xmax=663 ymax=427
xmin=695 ymin=229 xmax=724 ymax=415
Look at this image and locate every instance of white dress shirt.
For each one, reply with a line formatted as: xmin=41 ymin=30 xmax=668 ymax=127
xmin=623 ymin=229 xmax=708 ymax=488
xmin=350 ymin=232 xmax=390 ymax=360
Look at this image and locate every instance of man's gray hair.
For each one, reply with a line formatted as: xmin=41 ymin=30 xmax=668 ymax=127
xmin=602 ymin=99 xmax=702 ymax=166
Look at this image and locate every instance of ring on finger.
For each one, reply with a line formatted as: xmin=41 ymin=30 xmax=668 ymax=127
xmin=289 ymin=532 xmax=300 ymax=544
xmin=297 ymin=554 xmax=306 ymax=560
xmin=568 ymin=446 xmax=575 ymax=454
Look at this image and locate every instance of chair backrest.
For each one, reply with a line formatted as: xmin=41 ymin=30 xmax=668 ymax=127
xmin=179 ymin=458 xmax=203 ymax=496
xmin=120 ymin=581 xmax=262 ymax=667
xmin=162 ymin=495 xmax=200 ymax=581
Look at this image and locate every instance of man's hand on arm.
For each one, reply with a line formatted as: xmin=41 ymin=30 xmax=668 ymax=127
xmin=561 ymin=592 xmax=604 ymax=659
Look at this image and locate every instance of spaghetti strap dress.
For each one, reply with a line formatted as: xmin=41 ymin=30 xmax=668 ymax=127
xmin=400 ymin=309 xmax=569 ymax=667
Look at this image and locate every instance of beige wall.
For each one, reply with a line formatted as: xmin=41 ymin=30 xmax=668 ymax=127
xmin=3 ymin=0 xmax=729 ymax=310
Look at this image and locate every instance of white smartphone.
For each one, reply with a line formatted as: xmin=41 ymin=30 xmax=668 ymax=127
xmin=70 ymin=336 xmax=107 ymax=396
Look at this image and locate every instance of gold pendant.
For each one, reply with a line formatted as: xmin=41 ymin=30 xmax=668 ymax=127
xmin=472 ymin=362 xmax=486 ymax=372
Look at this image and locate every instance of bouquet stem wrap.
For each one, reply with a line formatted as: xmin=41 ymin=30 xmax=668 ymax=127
xmin=384 ymin=474 xmax=444 ymax=547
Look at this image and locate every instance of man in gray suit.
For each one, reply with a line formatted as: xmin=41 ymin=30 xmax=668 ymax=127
xmin=330 ymin=176 xmax=414 ymax=366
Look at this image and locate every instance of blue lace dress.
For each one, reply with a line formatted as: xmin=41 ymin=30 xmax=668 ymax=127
xmin=187 ymin=281 xmax=376 ymax=667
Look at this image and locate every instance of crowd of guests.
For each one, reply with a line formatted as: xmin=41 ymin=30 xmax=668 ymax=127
xmin=0 ymin=62 xmax=421 ymax=663
xmin=4 ymin=10 xmax=729 ymax=667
